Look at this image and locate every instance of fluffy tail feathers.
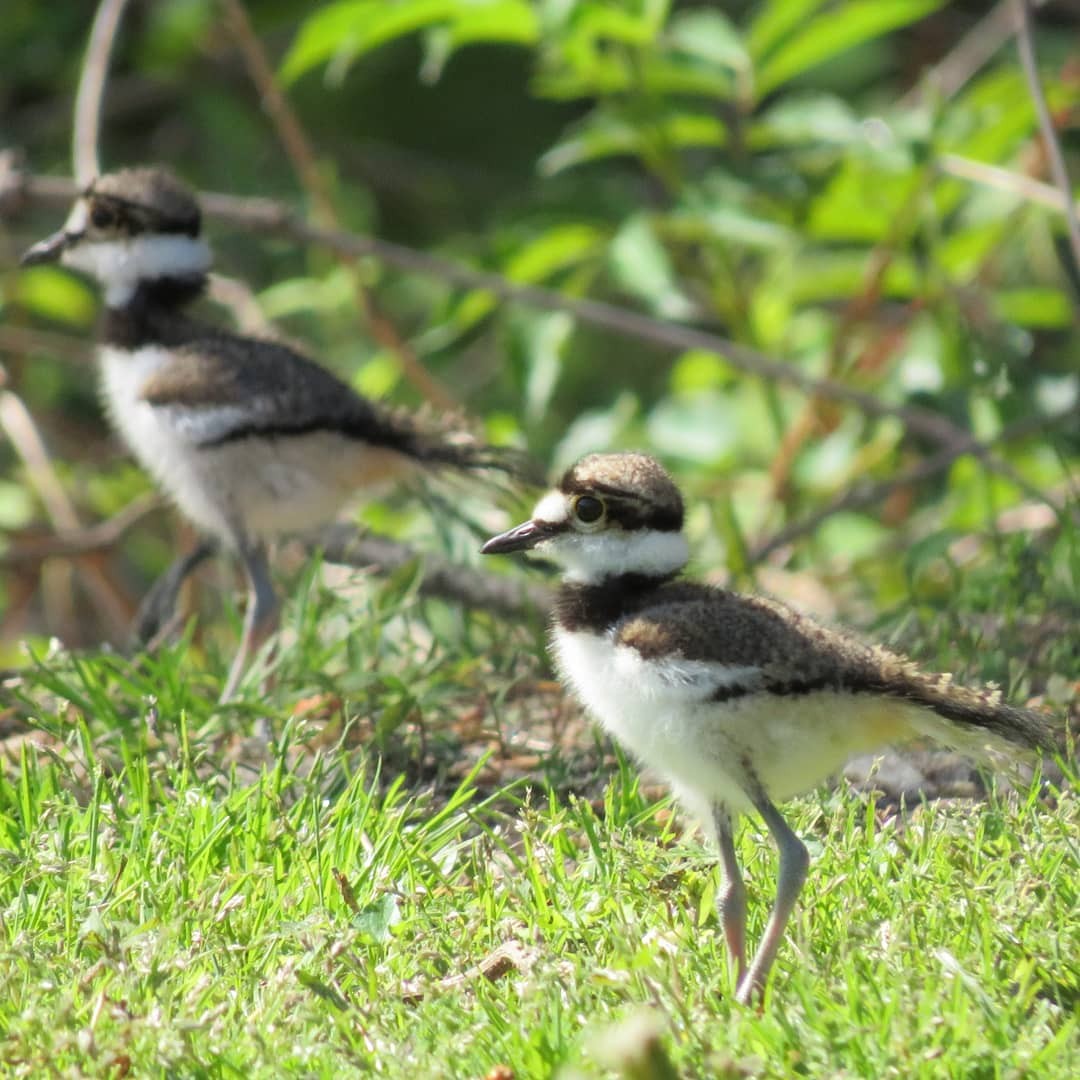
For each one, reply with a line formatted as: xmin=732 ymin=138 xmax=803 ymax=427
xmin=397 ymin=405 xmax=544 ymax=484
xmin=894 ymin=666 xmax=1057 ymax=755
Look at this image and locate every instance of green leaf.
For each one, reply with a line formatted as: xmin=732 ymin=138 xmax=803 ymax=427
xmin=936 ymin=220 xmax=1010 ymax=279
xmin=557 ymin=2 xmax=666 ymax=49
xmin=788 ymin=251 xmax=919 ymax=303
xmin=17 ymin=268 xmax=97 ymax=328
xmin=536 ymin=2 xmax=736 ymax=100
xmin=553 ymin=393 xmax=639 ymax=471
xmin=517 ymin=311 xmax=573 ymax=423
xmin=505 ymin=224 xmax=606 ymax=283
xmin=353 ymin=892 xmax=400 ymax=942
xmin=354 ymin=352 xmax=402 ymax=398
xmin=0 ymin=481 xmax=35 ymax=530
xmin=420 ymin=1 xmax=538 ymax=82
xmin=669 ymin=203 xmax=791 ymax=251
xmin=645 ymin=391 xmax=737 ymax=465
xmin=807 ymin=159 xmax=913 ymax=242
xmin=541 ymin=108 xmax=725 ymax=175
xmin=282 ymin=0 xmax=458 ymax=84
xmin=751 ymin=93 xmax=861 ymax=147
xmin=665 ymin=9 xmax=749 ymax=72
xmin=296 ymin=970 xmax=350 ymax=1010
xmin=748 ymin=0 xmax=829 ymax=62
xmin=258 ymin=268 xmax=355 ymax=319
xmin=417 ymin=224 xmax=603 ymax=352
xmin=669 ymin=350 xmax=735 ymax=394
xmin=816 ymin=511 xmax=889 ymax=560
xmin=993 ymin=288 xmax=1073 ymax=330
xmin=756 ymin=0 xmax=944 ymax=96
xmin=608 ymin=215 xmax=695 ymax=320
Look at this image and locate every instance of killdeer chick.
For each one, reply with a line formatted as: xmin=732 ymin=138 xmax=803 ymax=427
xmin=22 ymin=166 xmax=528 ymax=699
xmin=481 ymin=452 xmax=1055 ymax=1004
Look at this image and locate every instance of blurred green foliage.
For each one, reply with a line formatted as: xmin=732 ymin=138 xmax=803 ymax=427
xmin=1 ymin=0 xmax=1078 ymax=666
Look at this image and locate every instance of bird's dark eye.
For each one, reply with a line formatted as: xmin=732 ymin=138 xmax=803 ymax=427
xmin=573 ymin=495 xmax=604 ymax=524
xmin=90 ymin=204 xmax=114 ymax=230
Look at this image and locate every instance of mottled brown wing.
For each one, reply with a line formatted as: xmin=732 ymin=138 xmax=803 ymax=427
xmin=614 ymin=588 xmax=878 ymax=689
xmin=138 ymin=332 xmax=419 ymax=452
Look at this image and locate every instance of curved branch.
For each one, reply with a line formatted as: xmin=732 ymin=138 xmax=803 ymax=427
xmin=3 ymin=169 xmax=1067 ymax=513
xmin=0 ymin=495 xmax=163 ymax=568
xmin=750 ymin=403 xmax=1079 ymax=563
xmin=314 ymin=526 xmax=552 ymax=619
xmin=217 ymin=0 xmax=457 ymax=410
xmin=1012 ymin=0 xmax=1080 ymax=276
xmin=72 ymin=0 xmax=133 ymax=184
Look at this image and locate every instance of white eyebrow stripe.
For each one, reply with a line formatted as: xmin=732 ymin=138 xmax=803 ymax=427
xmin=533 ymin=490 xmax=569 ymax=524
xmin=64 ymin=201 xmax=89 ymax=234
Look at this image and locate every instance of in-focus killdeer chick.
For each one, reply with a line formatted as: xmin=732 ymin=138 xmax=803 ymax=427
xmin=481 ymin=452 xmax=1056 ymax=1004
xmin=22 ymin=166 xmax=530 ymax=699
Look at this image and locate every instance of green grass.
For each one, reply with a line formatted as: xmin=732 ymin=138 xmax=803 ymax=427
xmin=1 ymin=559 xmax=1077 ymax=1078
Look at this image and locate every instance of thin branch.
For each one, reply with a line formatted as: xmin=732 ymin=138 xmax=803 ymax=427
xmin=206 ymin=273 xmax=281 ymax=338
xmin=72 ymin=0 xmax=133 ymax=184
xmin=313 ymin=526 xmax=552 ymax=619
xmin=0 ymin=383 xmax=135 ymax=633
xmin=0 ymin=325 xmax=93 ymax=365
xmin=750 ymin=403 xmax=1080 ymax=563
xmin=217 ymin=0 xmax=457 ymax=410
xmin=2 ymin=169 xmax=1061 ymax=508
xmin=938 ymin=153 xmax=1076 ymax=215
xmin=0 ymin=494 xmax=163 ymax=569
xmin=900 ymin=0 xmax=1050 ymax=108
xmin=1012 ymin=0 xmax=1080 ymax=274
xmin=0 ymin=387 xmax=81 ymax=532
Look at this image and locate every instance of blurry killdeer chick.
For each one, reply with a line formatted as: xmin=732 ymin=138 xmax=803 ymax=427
xmin=481 ymin=452 xmax=1056 ymax=1004
xmin=22 ymin=166 xmax=530 ymax=699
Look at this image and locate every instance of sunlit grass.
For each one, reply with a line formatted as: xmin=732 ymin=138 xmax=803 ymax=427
xmin=0 ymin=563 xmax=1076 ymax=1078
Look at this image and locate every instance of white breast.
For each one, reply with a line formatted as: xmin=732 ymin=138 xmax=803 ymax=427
xmin=99 ymin=344 xmax=235 ymax=539
xmin=552 ymin=626 xmax=917 ymax=818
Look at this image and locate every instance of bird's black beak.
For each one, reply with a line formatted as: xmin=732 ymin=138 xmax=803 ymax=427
xmin=481 ymin=518 xmax=559 ymax=555
xmin=20 ymin=229 xmax=73 ymax=267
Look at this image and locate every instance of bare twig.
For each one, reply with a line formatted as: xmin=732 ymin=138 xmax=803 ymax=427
xmin=901 ymin=0 xmax=1050 ymax=108
xmin=768 ymin=175 xmax=930 ymax=503
xmin=72 ymin=0 xmax=133 ymax=184
xmin=0 ymin=384 xmax=134 ymax=633
xmin=750 ymin=403 xmax=1080 ymax=563
xmin=217 ymin=0 xmax=457 ymax=410
xmin=2 ymin=169 xmax=1062 ymax=508
xmin=938 ymin=153 xmax=1076 ymax=215
xmin=0 ymin=325 xmax=93 ymax=365
xmin=206 ymin=273 xmax=280 ymax=338
xmin=400 ymin=939 xmax=538 ymax=1004
xmin=314 ymin=525 xmax=552 ymax=619
xmin=1012 ymin=0 xmax=1080 ymax=274
xmin=0 ymin=387 xmax=81 ymax=533
xmin=126 ymin=525 xmax=550 ymax=647
xmin=0 ymin=164 xmax=73 ymax=216
xmin=0 ymin=494 xmax=162 ymax=569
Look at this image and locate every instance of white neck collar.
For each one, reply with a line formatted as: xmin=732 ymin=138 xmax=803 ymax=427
xmin=62 ymin=234 xmax=212 ymax=307
xmin=540 ymin=529 xmax=690 ymax=585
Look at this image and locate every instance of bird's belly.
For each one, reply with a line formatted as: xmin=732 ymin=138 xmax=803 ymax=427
xmin=552 ymin=628 xmax=913 ymax=814
xmin=226 ymin=433 xmax=413 ymax=537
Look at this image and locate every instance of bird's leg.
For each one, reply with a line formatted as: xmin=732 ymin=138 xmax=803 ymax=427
xmin=131 ymin=538 xmax=220 ymax=648
xmin=713 ymin=805 xmax=747 ymax=988
xmin=219 ymin=538 xmax=279 ymax=702
xmin=735 ymin=779 xmax=809 ymax=1007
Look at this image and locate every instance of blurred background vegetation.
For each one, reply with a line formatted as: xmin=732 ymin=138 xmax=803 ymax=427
xmin=1 ymin=0 xmax=1077 ymax=701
